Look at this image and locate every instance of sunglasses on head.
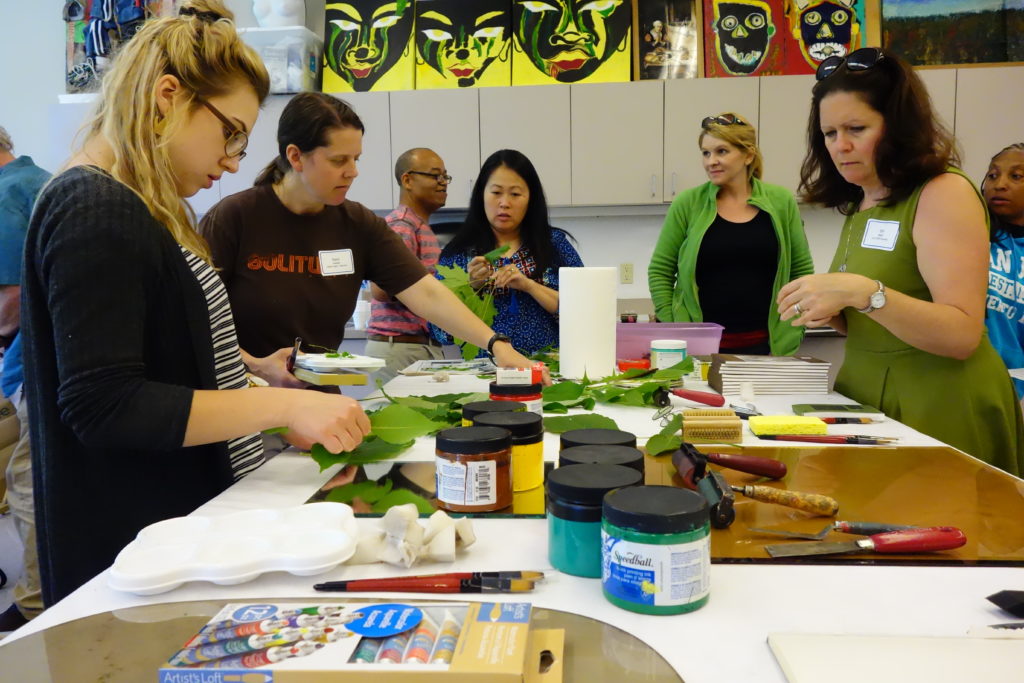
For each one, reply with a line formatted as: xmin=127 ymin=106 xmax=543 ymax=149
xmin=701 ymin=114 xmax=747 ymax=130
xmin=816 ymin=47 xmax=885 ymax=81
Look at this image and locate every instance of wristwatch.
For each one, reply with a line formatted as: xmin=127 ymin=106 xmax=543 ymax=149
xmin=857 ymin=280 xmax=886 ymax=314
xmin=486 ymin=332 xmax=512 ymax=356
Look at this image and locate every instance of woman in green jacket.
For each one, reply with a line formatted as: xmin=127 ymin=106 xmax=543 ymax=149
xmin=648 ymin=113 xmax=814 ymax=355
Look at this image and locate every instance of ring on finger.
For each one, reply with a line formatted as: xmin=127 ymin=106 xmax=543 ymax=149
xmin=793 ymin=303 xmax=803 ymax=315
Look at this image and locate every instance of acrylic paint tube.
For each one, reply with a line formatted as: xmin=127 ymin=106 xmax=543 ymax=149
xmin=374 ymin=630 xmax=411 ymax=664
xmin=186 ymin=618 xmax=290 ymax=646
xmin=188 ymin=641 xmax=321 ymax=669
xmin=170 ymin=627 xmax=319 ymax=666
xmin=351 ymin=637 xmax=384 ymax=663
xmin=429 ymin=610 xmax=463 ymax=664
xmin=402 ymin=613 xmax=439 ymax=663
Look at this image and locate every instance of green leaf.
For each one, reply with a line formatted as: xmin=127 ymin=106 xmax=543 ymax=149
xmin=482 ymin=243 xmax=511 ymax=264
xmin=325 ymin=480 xmax=394 ymax=504
xmin=453 ymin=392 xmax=491 ymax=406
xmin=614 ymin=388 xmax=648 ymax=407
xmin=651 ymin=358 xmax=694 ymax=380
xmin=370 ymin=404 xmax=448 ymax=444
xmin=372 ymin=489 xmax=436 ymax=515
xmin=542 ymin=413 xmax=620 ymax=433
xmin=262 ymin=426 xmax=289 ymax=435
xmin=542 ymin=381 xmax=585 ymax=402
xmin=644 ymin=414 xmax=683 ymax=456
xmin=308 ymin=438 xmax=415 ymax=470
xmin=542 ymin=402 xmax=569 ymax=414
xmin=325 ymin=352 xmax=340 ymax=358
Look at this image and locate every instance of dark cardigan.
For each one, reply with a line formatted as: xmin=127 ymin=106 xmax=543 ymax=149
xmin=22 ymin=167 xmax=235 ymax=605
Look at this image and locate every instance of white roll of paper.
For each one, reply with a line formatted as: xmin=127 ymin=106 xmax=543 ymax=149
xmin=558 ymin=266 xmax=617 ymax=380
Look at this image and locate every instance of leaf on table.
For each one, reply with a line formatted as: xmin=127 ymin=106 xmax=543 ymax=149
xmin=644 ymin=414 xmax=684 ymax=456
xmin=370 ymin=404 xmax=449 ymax=444
xmin=308 ymin=437 xmax=415 ymax=470
xmin=324 ymin=480 xmax=394 ymax=505
xmin=542 ymin=413 xmax=619 ymax=433
xmin=651 ymin=358 xmax=694 ymax=380
xmin=542 ymin=381 xmax=585 ymax=402
xmin=372 ymin=489 xmax=436 ymax=515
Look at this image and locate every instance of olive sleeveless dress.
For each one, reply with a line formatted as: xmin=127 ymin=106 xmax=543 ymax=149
xmin=830 ymin=169 xmax=1024 ymax=476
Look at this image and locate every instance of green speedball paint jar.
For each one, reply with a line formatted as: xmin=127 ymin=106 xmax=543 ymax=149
xmin=601 ymin=485 xmax=711 ymax=615
xmin=546 ymin=464 xmax=643 ymax=578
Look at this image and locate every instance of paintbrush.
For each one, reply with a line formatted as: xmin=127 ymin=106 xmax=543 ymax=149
xmin=313 ymin=576 xmax=536 ymax=593
xmin=756 ymin=434 xmax=898 ymax=445
xmin=314 ymin=571 xmax=544 ymax=590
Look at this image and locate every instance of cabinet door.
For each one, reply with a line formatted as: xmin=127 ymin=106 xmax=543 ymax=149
xmin=389 ymin=89 xmax=481 ymax=208
xmin=479 ymin=85 xmax=572 ymax=206
xmin=757 ymin=74 xmax=816 ymax=194
xmin=663 ymin=78 xmax=759 ymax=201
xmin=916 ymin=68 xmax=956 ymax=139
xmin=340 ymin=92 xmax=394 ymax=211
xmin=954 ymin=66 xmax=1024 ymax=186
xmin=571 ymin=80 xmax=664 ymax=205
xmin=217 ymin=94 xmax=290 ymax=204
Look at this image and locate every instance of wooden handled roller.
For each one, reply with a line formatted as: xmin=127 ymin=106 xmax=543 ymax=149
xmin=731 ymin=485 xmax=839 ymax=516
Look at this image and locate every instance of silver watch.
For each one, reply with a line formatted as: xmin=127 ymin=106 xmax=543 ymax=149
xmin=857 ymin=280 xmax=886 ymax=314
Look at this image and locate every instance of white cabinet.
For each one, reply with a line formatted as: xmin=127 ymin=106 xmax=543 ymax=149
xmin=389 ymin=89 xmax=481 ymax=208
xmin=916 ymin=68 xmax=956 ymax=140
xmin=479 ymin=85 xmax=572 ymax=206
xmin=340 ymin=92 xmax=395 ymax=211
xmin=570 ymin=80 xmax=664 ymax=205
xmin=954 ymin=65 xmax=1024 ymax=186
xmin=663 ymin=77 xmax=759 ymax=200
xmin=757 ymin=74 xmax=816 ymax=194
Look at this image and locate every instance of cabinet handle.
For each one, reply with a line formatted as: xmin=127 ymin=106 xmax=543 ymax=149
xmin=671 ymin=172 xmax=677 ymax=196
xmin=651 ymin=175 xmax=657 ymax=198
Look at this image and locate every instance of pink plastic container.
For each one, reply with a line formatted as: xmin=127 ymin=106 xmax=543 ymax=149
xmin=616 ymin=323 xmax=724 ymax=360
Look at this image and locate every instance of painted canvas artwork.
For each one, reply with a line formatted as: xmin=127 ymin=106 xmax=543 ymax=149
xmin=780 ymin=0 xmax=865 ymax=74
xmin=511 ymin=0 xmax=633 ymax=85
xmin=635 ymin=0 xmax=702 ymax=79
xmin=883 ymin=0 xmax=1024 ymax=66
xmin=322 ymin=0 xmax=416 ymax=92
xmin=415 ymin=0 xmax=512 ymax=89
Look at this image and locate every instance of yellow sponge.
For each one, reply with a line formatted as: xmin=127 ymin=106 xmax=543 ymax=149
xmin=748 ymin=415 xmax=828 ymax=436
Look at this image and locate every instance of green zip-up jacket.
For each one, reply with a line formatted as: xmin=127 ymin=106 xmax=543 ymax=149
xmin=647 ymin=178 xmax=814 ymax=356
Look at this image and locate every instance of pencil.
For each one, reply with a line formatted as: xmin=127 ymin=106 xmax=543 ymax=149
xmin=312 ymin=577 xmax=535 ymax=593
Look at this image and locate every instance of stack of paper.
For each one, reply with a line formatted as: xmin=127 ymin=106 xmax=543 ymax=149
xmin=707 ymin=354 xmax=831 ymax=395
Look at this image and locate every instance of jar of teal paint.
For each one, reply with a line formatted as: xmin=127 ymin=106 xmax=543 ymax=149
xmin=546 ymin=464 xmax=643 ymax=578
xmin=601 ymin=485 xmax=710 ymax=615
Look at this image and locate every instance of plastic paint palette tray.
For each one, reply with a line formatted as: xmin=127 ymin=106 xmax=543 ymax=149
xmin=295 ymin=353 xmax=385 ymax=372
xmin=108 ymin=502 xmax=358 ymax=595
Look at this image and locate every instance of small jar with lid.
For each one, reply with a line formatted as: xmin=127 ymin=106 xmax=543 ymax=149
xmin=558 ymin=444 xmax=645 ymax=477
xmin=559 ymin=428 xmax=637 ymax=451
xmin=489 ymin=382 xmax=543 ymax=415
xmin=461 ymin=400 xmax=525 ymax=427
xmin=472 ymin=411 xmax=544 ymax=491
xmin=601 ymin=485 xmax=710 ymax=615
xmin=435 ymin=426 xmax=512 ymax=513
xmin=546 ymin=464 xmax=643 ymax=578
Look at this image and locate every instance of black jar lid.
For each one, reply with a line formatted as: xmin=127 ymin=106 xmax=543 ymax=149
xmin=436 ymin=426 xmax=511 ymax=455
xmin=560 ymin=428 xmax=637 ymax=450
xmin=546 ymin=464 xmax=643 ymax=506
xmin=603 ymin=485 xmax=708 ymax=534
xmin=558 ymin=445 xmax=644 ymax=473
xmin=462 ymin=400 xmax=525 ymax=421
xmin=489 ymin=382 xmax=543 ymax=396
xmin=472 ymin=411 xmax=543 ymax=441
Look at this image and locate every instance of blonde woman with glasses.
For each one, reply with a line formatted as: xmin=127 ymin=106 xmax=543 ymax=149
xmin=20 ymin=1 xmax=372 ymax=606
xmin=648 ymin=113 xmax=813 ymax=355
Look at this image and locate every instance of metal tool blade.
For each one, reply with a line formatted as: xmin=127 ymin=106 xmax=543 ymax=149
xmin=749 ymin=524 xmax=832 ymax=540
xmin=765 ymin=539 xmax=864 ymax=558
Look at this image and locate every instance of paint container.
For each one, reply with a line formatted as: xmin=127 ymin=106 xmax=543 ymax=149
xmin=472 ymin=411 xmax=544 ymax=491
xmin=546 ymin=464 xmax=643 ymax=578
xmin=461 ymin=400 xmax=525 ymax=427
xmin=651 ymin=339 xmax=687 ymax=369
xmin=601 ymin=485 xmax=710 ymax=615
xmin=489 ymin=382 xmax=543 ymax=415
xmin=558 ymin=444 xmax=645 ymax=477
xmin=402 ymin=613 xmax=439 ymax=663
xmin=435 ymin=426 xmax=512 ymax=513
xmin=429 ymin=610 xmax=462 ymax=663
xmin=560 ymin=428 xmax=637 ymax=451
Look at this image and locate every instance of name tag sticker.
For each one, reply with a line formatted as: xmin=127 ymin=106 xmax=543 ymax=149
xmin=319 ymin=249 xmax=355 ymax=276
xmin=861 ymin=219 xmax=900 ymax=251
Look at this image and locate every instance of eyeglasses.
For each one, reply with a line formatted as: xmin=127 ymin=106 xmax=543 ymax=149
xmin=407 ymin=170 xmax=452 ymax=184
xmin=815 ymin=47 xmax=885 ymax=81
xmin=701 ymin=114 xmax=747 ymax=130
xmin=198 ymin=99 xmax=248 ymax=160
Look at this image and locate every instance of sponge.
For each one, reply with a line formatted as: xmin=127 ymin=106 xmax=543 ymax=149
xmin=748 ymin=415 xmax=828 ymax=436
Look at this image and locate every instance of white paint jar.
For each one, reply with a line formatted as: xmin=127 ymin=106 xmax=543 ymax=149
xmin=650 ymin=339 xmax=687 ymax=369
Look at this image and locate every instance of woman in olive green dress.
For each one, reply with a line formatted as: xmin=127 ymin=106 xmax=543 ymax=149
xmin=775 ymin=47 xmax=1024 ymax=477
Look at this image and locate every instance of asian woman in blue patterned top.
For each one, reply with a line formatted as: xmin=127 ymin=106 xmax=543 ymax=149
xmin=432 ymin=149 xmax=583 ymax=355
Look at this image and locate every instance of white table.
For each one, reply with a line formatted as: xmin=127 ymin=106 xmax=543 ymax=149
xmin=2 ymin=378 xmax=1016 ymax=682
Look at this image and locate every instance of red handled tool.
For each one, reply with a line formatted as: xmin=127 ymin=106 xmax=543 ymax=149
xmin=670 ymin=387 xmax=726 ymax=407
xmin=705 ymin=452 xmax=787 ymax=479
xmin=765 ymin=526 xmax=966 ymax=558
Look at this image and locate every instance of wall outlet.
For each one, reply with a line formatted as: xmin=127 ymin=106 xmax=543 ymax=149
xmin=620 ymin=263 xmax=634 ymax=284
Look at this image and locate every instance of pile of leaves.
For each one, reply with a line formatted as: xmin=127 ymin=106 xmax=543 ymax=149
xmin=434 ymin=244 xmax=510 ymax=359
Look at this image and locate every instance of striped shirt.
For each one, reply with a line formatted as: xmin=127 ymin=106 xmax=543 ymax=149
xmin=367 ymin=205 xmax=440 ymax=337
xmin=181 ymin=247 xmax=265 ymax=480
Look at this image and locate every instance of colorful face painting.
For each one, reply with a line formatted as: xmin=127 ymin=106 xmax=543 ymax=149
xmin=712 ymin=0 xmax=775 ymax=75
xmin=324 ymin=1 xmax=414 ymax=92
xmin=416 ymin=0 xmax=512 ymax=88
xmin=787 ymin=0 xmax=859 ymax=66
xmin=513 ymin=0 xmax=632 ymax=83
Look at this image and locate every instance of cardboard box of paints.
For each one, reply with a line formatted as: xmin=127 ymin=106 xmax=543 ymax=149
xmin=157 ymin=601 xmax=563 ymax=683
